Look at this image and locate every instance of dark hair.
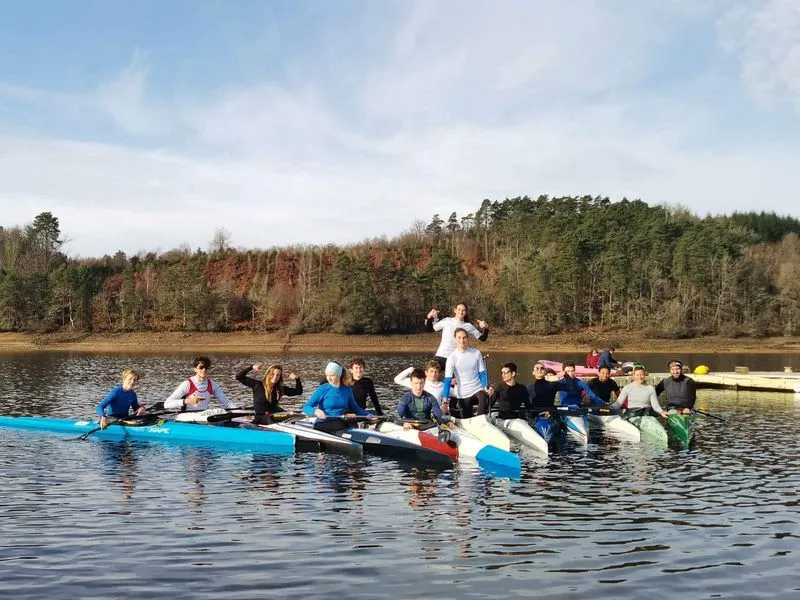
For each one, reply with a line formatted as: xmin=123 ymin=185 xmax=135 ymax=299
xmin=563 ymin=361 xmax=576 ymax=369
xmin=453 ymin=327 xmax=468 ymax=338
xmin=502 ymin=362 xmax=517 ymax=374
xmin=193 ymin=356 xmax=211 ymax=368
xmin=424 ymin=360 xmax=441 ymax=371
xmin=349 ymin=357 xmax=366 ymax=368
xmin=668 ymin=360 xmax=683 ymax=369
xmin=598 ymin=366 xmax=611 ymax=374
xmin=409 ymin=368 xmax=426 ymax=381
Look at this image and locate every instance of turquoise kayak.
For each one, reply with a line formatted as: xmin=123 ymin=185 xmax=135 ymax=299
xmin=0 ymin=416 xmax=295 ymax=453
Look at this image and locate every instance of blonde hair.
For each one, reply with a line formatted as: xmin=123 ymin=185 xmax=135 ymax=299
xmin=261 ymin=364 xmax=284 ymax=402
xmin=122 ymin=368 xmax=140 ymax=380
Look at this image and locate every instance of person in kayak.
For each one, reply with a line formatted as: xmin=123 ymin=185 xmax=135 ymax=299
xmin=491 ymin=362 xmax=532 ymax=419
xmin=235 ymin=363 xmax=303 ymax=423
xmin=585 ymin=348 xmax=600 ymax=369
xmin=611 ymin=365 xmax=667 ymax=417
xmin=395 ymin=359 xmax=458 ymax=412
xmin=527 ymin=362 xmax=558 ymax=415
xmin=557 ymin=362 xmax=605 ymax=407
xmin=655 ymin=360 xmax=696 ymax=414
xmin=442 ymin=328 xmax=491 ymax=417
xmin=396 ymin=369 xmax=450 ymax=429
xmin=97 ymin=368 xmax=147 ymax=430
xmin=597 ymin=347 xmax=620 ymax=371
xmin=301 ymin=361 xmax=373 ymax=432
xmin=426 ymin=302 xmax=489 ymax=370
xmin=350 ymin=357 xmax=384 ymax=416
xmin=587 ymin=366 xmax=620 ymax=403
xmin=164 ymin=356 xmax=239 ymax=413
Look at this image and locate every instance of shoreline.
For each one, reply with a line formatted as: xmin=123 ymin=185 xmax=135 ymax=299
xmin=2 ymin=331 xmax=800 ymax=354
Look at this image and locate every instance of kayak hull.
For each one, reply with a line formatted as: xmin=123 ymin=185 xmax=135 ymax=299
xmin=665 ymin=413 xmax=696 ymax=448
xmin=453 ymin=414 xmax=512 ymax=451
xmin=338 ymin=427 xmax=454 ymax=467
xmin=588 ymin=414 xmax=641 ymax=442
xmin=374 ymin=423 xmax=458 ymax=461
xmin=494 ymin=417 xmax=548 ymax=454
xmin=532 ymin=414 xmax=556 ymax=444
xmin=561 ymin=413 xmax=588 ymax=444
xmin=0 ymin=415 xmax=295 ymax=452
xmin=627 ymin=414 xmax=668 ymax=447
xmin=263 ymin=420 xmax=364 ymax=458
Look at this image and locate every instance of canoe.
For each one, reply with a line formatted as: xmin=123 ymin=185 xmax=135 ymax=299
xmin=452 ymin=414 xmax=512 ymax=451
xmin=665 ymin=413 xmax=696 ymax=448
xmin=0 ymin=415 xmax=295 ymax=452
xmin=371 ymin=423 xmax=458 ymax=461
xmin=587 ymin=413 xmax=641 ymax=442
xmin=335 ymin=426 xmax=454 ymax=467
xmin=232 ymin=417 xmax=364 ymax=458
xmin=428 ymin=424 xmax=521 ymax=473
xmin=492 ymin=416 xmax=548 ymax=454
xmin=627 ymin=414 xmax=668 ymax=447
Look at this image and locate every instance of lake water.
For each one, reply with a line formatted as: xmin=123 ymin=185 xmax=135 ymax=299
xmin=1 ymin=351 xmax=798 ymax=599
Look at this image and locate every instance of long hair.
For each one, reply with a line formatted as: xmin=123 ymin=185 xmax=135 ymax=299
xmin=452 ymin=301 xmax=471 ymax=323
xmin=261 ymin=364 xmax=284 ymax=402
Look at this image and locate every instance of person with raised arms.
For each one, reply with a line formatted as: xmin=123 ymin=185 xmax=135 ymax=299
xmin=301 ymin=361 xmax=372 ymax=433
xmin=349 ymin=357 xmax=384 ymax=416
xmin=442 ymin=328 xmax=491 ymax=417
xmin=426 ymin=301 xmax=489 ymax=370
xmin=394 ymin=359 xmax=455 ymax=409
xmin=96 ymin=368 xmax=147 ymax=430
xmin=235 ymin=363 xmax=303 ymax=423
xmin=611 ymin=365 xmax=667 ymax=417
xmin=396 ymin=369 xmax=450 ymax=429
xmin=556 ymin=361 xmax=605 ymax=408
xmin=492 ymin=362 xmax=532 ymax=419
xmin=587 ymin=366 xmax=621 ymax=404
xmin=655 ymin=360 xmax=696 ymax=414
xmin=164 ymin=356 xmax=239 ymax=413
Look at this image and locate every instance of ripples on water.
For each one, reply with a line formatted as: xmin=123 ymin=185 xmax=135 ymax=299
xmin=0 ymin=353 xmax=798 ymax=599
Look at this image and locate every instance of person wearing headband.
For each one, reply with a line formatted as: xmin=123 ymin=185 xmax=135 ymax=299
xmin=655 ymin=360 xmax=696 ymax=414
xmin=301 ymin=361 xmax=371 ymax=432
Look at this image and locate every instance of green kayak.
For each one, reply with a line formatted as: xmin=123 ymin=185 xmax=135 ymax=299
xmin=665 ymin=413 xmax=696 ymax=448
xmin=627 ymin=414 xmax=668 ymax=447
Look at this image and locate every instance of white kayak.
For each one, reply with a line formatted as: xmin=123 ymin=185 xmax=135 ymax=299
xmin=587 ymin=413 xmax=641 ymax=442
xmin=493 ymin=416 xmax=548 ymax=455
xmin=231 ymin=416 xmax=364 ymax=457
xmin=452 ymin=414 xmax=512 ymax=451
xmin=559 ymin=412 xmax=589 ymax=444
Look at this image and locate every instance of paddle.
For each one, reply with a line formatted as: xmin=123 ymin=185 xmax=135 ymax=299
xmin=74 ymin=413 xmax=163 ymax=440
xmin=692 ymin=408 xmax=726 ymax=423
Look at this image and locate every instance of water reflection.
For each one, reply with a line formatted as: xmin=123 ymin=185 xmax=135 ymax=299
xmin=100 ymin=441 xmax=139 ymax=504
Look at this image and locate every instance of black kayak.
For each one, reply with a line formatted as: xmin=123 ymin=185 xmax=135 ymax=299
xmin=337 ymin=427 xmax=454 ymax=467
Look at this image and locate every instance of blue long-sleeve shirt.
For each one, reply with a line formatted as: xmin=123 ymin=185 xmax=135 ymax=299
xmin=556 ymin=376 xmax=604 ymax=406
xmin=96 ymin=386 xmax=140 ymax=417
xmin=597 ymin=350 xmax=618 ymax=370
xmin=301 ymin=384 xmax=369 ymax=417
xmin=396 ymin=390 xmax=447 ymax=421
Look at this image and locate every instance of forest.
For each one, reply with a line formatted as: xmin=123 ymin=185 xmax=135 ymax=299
xmin=2 ymin=197 xmax=800 ymax=338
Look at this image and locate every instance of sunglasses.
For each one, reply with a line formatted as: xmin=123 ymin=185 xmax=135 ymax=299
xmin=501 ymin=370 xmax=512 ymax=375
xmin=196 ymin=365 xmax=208 ymax=370
xmin=533 ymin=366 xmax=544 ymax=371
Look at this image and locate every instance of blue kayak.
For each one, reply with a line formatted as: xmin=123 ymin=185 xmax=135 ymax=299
xmin=0 ymin=416 xmax=295 ymax=453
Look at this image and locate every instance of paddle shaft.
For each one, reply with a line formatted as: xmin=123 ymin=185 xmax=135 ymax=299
xmin=692 ymin=408 xmax=726 ymax=422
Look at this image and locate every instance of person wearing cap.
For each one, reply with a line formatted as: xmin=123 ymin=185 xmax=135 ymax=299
xmin=655 ymin=361 xmax=696 ymax=414
xmin=301 ymin=361 xmax=372 ymax=432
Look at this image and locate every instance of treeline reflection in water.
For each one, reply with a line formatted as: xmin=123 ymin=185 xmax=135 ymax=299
xmin=0 ymin=352 xmax=798 ymax=599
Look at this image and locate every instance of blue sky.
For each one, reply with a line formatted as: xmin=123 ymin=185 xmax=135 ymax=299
xmin=1 ymin=0 xmax=799 ymax=257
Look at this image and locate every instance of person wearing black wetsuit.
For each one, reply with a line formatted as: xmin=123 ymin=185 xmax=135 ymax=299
xmin=655 ymin=360 xmax=696 ymax=413
xmin=350 ymin=357 xmax=384 ymax=415
xmin=236 ymin=363 xmax=303 ymax=423
xmin=588 ymin=366 xmax=621 ymax=403
xmin=491 ymin=362 xmax=531 ymax=419
xmin=526 ymin=362 xmax=558 ymax=414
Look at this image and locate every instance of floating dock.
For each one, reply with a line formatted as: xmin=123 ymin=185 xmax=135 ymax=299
xmin=611 ymin=371 xmax=800 ymax=393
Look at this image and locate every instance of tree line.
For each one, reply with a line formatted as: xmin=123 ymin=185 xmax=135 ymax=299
xmin=2 ymin=198 xmax=800 ymax=337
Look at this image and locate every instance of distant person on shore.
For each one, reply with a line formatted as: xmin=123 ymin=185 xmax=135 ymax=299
xmin=426 ymin=302 xmax=489 ymax=370
xmin=350 ymin=357 xmax=384 ymax=416
xmin=442 ymin=328 xmax=491 ymax=417
xmin=585 ymin=348 xmax=600 ymax=370
xmin=164 ymin=356 xmax=239 ymax=412
xmin=597 ymin=347 xmax=620 ymax=371
xmin=655 ymin=360 xmax=696 ymax=415
xmin=588 ymin=366 xmax=620 ymax=404
xmin=611 ymin=366 xmax=666 ymax=417
xmin=235 ymin=363 xmax=303 ymax=423
xmin=301 ymin=361 xmax=373 ymax=432
xmin=556 ymin=361 xmax=605 ymax=408
xmin=96 ymin=368 xmax=147 ymax=429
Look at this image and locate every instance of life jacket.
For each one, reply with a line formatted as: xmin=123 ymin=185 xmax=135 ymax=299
xmin=183 ymin=377 xmax=214 ymax=399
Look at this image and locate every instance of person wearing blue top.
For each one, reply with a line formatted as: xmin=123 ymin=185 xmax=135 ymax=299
xmin=556 ymin=362 xmax=605 ymax=407
xmin=597 ymin=348 xmax=619 ymax=371
xmin=396 ymin=369 xmax=451 ymax=429
xmin=302 ymin=361 xmax=373 ymax=433
xmin=96 ymin=368 xmax=147 ymax=430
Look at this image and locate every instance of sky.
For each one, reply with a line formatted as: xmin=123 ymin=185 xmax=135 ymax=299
xmin=1 ymin=0 xmax=800 ymax=258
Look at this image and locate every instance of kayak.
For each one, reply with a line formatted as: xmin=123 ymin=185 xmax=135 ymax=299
xmin=371 ymin=422 xmax=458 ymax=461
xmin=532 ymin=414 xmax=557 ymax=444
xmin=627 ymin=414 xmax=668 ymax=447
xmin=587 ymin=413 xmax=641 ymax=442
xmin=231 ymin=417 xmax=364 ymax=458
xmin=452 ymin=414 xmax=512 ymax=451
xmin=0 ymin=415 xmax=295 ymax=452
xmin=555 ymin=408 xmax=588 ymax=443
xmin=665 ymin=413 xmax=696 ymax=448
xmin=336 ymin=426 xmax=454 ymax=467
xmin=492 ymin=416 xmax=548 ymax=454
xmin=427 ymin=423 xmax=521 ymax=473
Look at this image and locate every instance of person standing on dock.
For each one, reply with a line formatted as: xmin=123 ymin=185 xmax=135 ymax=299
xmin=611 ymin=366 xmax=667 ymax=417
xmin=655 ymin=361 xmax=696 ymax=414
xmin=426 ymin=302 xmax=489 ymax=370
xmin=587 ymin=366 xmax=620 ymax=404
xmin=442 ymin=328 xmax=491 ymax=417
xmin=165 ymin=356 xmax=239 ymax=413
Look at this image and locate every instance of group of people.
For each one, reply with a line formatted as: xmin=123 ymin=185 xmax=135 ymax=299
xmin=96 ymin=300 xmax=697 ymax=432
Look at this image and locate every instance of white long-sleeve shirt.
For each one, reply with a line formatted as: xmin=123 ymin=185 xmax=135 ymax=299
xmin=164 ymin=376 xmax=238 ymax=411
xmin=393 ymin=367 xmax=448 ymax=401
xmin=445 ymin=348 xmax=486 ymax=398
xmin=433 ymin=317 xmax=485 ymax=359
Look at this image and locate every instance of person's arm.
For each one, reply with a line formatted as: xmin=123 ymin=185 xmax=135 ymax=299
xmin=654 ymin=380 xmax=665 ymax=396
xmin=164 ymin=381 xmax=191 ymax=410
xmin=577 ymin=379 xmax=604 ymax=405
xmin=429 ymin=395 xmax=446 ymax=421
xmin=466 ymin=322 xmax=489 ymax=343
xmin=211 ymin=380 xmax=238 ymax=410
xmin=96 ymin=387 xmax=119 ymax=417
xmin=397 ymin=393 xmax=412 ymax=418
xmin=442 ymin=356 xmax=455 ymax=399
xmin=393 ymin=367 xmax=414 ymax=389
xmin=477 ymin=353 xmax=489 ymax=388
xmin=282 ymin=375 xmax=303 ymax=396
xmin=649 ymin=386 xmax=666 ymax=415
xmin=301 ymin=386 xmax=325 ymax=416
xmin=432 ymin=317 xmax=447 ymax=332
xmin=235 ymin=366 xmax=259 ymax=389
xmin=366 ymin=379 xmax=384 ymax=416
xmin=611 ymin=385 xmax=629 ymax=410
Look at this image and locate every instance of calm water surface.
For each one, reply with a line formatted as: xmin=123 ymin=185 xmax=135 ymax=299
xmin=0 ymin=352 xmax=798 ymax=599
